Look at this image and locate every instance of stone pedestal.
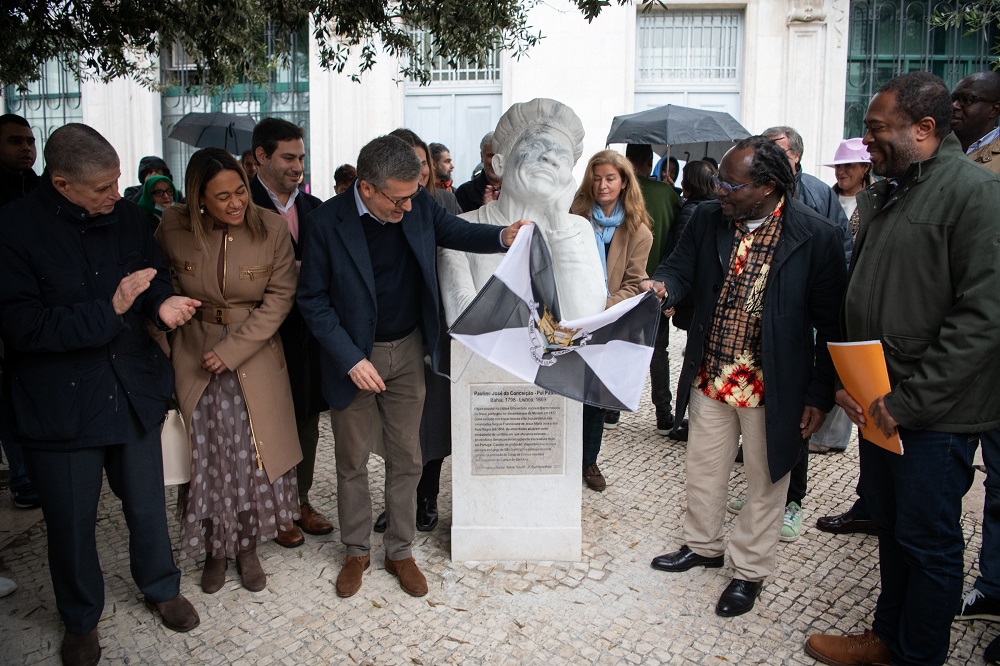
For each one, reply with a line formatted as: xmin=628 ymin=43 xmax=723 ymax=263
xmin=450 ymin=340 xmax=582 ymax=562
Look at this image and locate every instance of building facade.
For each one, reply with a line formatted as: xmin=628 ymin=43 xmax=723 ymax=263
xmin=3 ymin=0 xmax=992 ymax=200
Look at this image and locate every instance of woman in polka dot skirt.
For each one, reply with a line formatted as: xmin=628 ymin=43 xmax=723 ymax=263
xmin=155 ymin=148 xmax=303 ymax=593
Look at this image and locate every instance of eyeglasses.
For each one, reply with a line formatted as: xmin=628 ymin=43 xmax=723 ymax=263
xmin=150 ymin=188 xmax=173 ymax=197
xmin=711 ymin=175 xmax=753 ymax=194
xmin=952 ymin=92 xmax=998 ymax=107
xmin=374 ymin=185 xmax=422 ymax=209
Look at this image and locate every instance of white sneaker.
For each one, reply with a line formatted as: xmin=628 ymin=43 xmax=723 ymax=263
xmin=0 ymin=577 xmax=16 ymax=598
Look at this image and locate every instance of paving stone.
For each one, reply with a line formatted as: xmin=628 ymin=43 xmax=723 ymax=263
xmin=0 ymin=327 xmax=993 ymax=664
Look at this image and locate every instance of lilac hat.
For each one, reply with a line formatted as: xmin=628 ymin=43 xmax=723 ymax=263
xmin=823 ymin=137 xmax=870 ymax=166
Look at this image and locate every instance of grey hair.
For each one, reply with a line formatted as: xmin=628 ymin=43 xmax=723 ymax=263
xmin=492 ymin=99 xmax=586 ymax=164
xmin=761 ymin=125 xmax=804 ymax=159
xmin=479 ymin=131 xmax=494 ymax=154
xmin=44 ymin=123 xmax=119 ymax=181
xmin=356 ymin=135 xmax=422 ymax=188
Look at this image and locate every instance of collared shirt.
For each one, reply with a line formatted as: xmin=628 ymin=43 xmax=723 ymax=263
xmin=354 ymin=181 xmax=510 ymax=246
xmin=967 ymin=127 xmax=1000 ymax=155
xmin=695 ymin=198 xmax=785 ymax=408
xmin=257 ymin=176 xmax=301 ymax=241
xmin=353 ymin=180 xmax=384 ymax=224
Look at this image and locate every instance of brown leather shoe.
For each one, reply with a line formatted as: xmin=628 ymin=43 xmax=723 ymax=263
xmin=296 ymin=502 xmax=334 ymax=535
xmin=146 ymin=594 xmax=201 ymax=632
xmin=385 ymin=556 xmax=428 ymax=597
xmin=236 ymin=548 xmax=267 ymax=592
xmin=275 ymin=524 xmax=305 ymax=548
xmin=200 ymin=555 xmax=227 ymax=594
xmin=336 ymin=555 xmax=370 ymax=597
xmin=61 ymin=627 xmax=101 ymax=666
xmin=804 ymin=629 xmax=891 ymax=665
xmin=583 ymin=464 xmax=606 ymax=491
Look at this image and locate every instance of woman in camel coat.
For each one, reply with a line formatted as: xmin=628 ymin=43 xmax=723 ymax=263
xmin=570 ymin=149 xmax=653 ymax=492
xmin=156 ymin=148 xmax=302 ymax=594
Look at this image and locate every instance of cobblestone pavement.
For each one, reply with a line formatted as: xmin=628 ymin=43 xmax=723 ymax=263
xmin=0 ymin=329 xmax=993 ymax=665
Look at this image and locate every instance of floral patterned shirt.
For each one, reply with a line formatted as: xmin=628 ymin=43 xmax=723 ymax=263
xmin=695 ymin=198 xmax=785 ymax=407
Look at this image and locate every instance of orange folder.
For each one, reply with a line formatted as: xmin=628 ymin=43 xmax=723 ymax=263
xmin=827 ymin=341 xmax=903 ymax=455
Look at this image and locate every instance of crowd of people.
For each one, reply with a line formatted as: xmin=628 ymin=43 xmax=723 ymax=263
xmin=0 ymin=68 xmax=999 ymax=666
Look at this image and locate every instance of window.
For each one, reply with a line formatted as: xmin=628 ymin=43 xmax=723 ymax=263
xmin=636 ymin=10 xmax=742 ymax=85
xmin=160 ymin=26 xmax=310 ymax=190
xmin=844 ymin=0 xmax=994 ymax=138
xmin=3 ymin=59 xmax=83 ymax=171
xmin=406 ymin=28 xmax=501 ymax=84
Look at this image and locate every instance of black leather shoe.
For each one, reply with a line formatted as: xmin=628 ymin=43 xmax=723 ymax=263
xmin=651 ymin=545 xmax=724 ymax=572
xmin=816 ymin=509 xmax=878 ymax=535
xmin=668 ymin=418 xmax=689 ymax=442
xmin=373 ymin=511 xmax=387 ymax=533
xmin=985 ymin=633 xmax=1000 ymax=665
xmin=416 ymin=497 xmax=438 ymax=532
xmin=715 ymin=578 xmax=762 ymax=617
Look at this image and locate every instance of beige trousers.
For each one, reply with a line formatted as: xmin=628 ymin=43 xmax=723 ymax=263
xmin=683 ymin=388 xmax=790 ymax=581
xmin=330 ymin=330 xmax=425 ymax=560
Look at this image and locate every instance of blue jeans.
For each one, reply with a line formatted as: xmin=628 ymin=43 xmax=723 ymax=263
xmin=1 ymin=438 xmax=31 ymax=495
xmin=860 ymin=428 xmax=979 ymax=666
xmin=975 ymin=427 xmax=1000 ymax=599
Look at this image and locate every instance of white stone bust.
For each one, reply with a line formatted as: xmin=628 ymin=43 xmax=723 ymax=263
xmin=438 ymin=98 xmax=607 ymax=325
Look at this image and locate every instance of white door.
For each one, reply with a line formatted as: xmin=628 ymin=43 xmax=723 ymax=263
xmin=404 ymin=92 xmax=502 ymax=183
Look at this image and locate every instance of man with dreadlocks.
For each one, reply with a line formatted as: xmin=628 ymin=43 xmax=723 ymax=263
xmin=640 ymin=136 xmax=846 ymax=618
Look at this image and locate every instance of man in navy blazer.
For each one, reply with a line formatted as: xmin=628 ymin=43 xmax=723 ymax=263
xmin=298 ymin=134 xmax=526 ymax=599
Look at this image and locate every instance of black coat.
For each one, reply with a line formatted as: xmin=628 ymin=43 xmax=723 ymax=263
xmin=454 ymin=171 xmax=489 ymax=213
xmin=0 ymin=175 xmax=175 ymax=447
xmin=670 ymin=196 xmax=713 ymax=330
xmin=250 ymin=175 xmax=327 ymax=420
xmin=651 ymin=198 xmax=846 ymax=482
xmin=0 ymin=168 xmax=39 ymax=207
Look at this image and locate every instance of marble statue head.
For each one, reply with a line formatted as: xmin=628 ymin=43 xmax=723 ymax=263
xmin=490 ymin=99 xmax=585 ymax=208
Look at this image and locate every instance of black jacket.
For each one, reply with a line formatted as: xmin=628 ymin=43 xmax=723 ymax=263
xmin=0 ymin=168 xmax=39 ymax=207
xmin=670 ymin=196 xmax=713 ymax=330
xmin=250 ymin=175 xmax=327 ymax=419
xmin=0 ymin=175 xmax=175 ymax=447
xmin=651 ymin=198 xmax=846 ymax=482
xmin=454 ymin=171 xmax=490 ymax=213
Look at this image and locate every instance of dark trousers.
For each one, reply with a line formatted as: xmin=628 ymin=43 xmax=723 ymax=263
xmin=22 ymin=422 xmax=180 ymax=634
xmin=786 ymin=441 xmax=808 ymax=506
xmin=649 ymin=312 xmax=673 ymax=418
xmin=582 ymin=404 xmax=607 ymax=467
xmin=976 ymin=427 xmax=1000 ymax=599
xmin=861 ymin=428 xmax=979 ymax=666
xmin=296 ymin=413 xmax=320 ymax=504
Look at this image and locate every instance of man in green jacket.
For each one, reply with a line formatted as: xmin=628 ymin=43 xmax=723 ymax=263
xmin=806 ymin=72 xmax=1000 ymax=666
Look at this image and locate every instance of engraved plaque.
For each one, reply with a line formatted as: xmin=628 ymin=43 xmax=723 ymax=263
xmin=470 ymin=383 xmax=565 ymax=475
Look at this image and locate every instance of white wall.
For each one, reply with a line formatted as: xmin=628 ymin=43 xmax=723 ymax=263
xmin=308 ymin=35 xmax=406 ymax=201
xmin=81 ymin=78 xmax=161 ymax=190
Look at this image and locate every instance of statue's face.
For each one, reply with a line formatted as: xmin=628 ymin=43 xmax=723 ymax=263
xmin=504 ymin=126 xmax=576 ymax=203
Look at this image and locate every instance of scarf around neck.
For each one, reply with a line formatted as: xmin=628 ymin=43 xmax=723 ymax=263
xmin=592 ymin=200 xmax=624 ymax=293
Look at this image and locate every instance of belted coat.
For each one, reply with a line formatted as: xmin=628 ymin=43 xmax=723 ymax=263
xmin=155 ymin=205 xmax=302 ymax=483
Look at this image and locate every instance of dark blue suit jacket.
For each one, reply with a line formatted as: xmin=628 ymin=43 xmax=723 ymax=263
xmin=297 ymin=187 xmax=506 ymax=410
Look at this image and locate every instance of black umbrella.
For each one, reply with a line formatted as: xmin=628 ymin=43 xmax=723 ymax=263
xmin=168 ymin=112 xmax=257 ymax=155
xmin=606 ymin=104 xmax=751 ymax=162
